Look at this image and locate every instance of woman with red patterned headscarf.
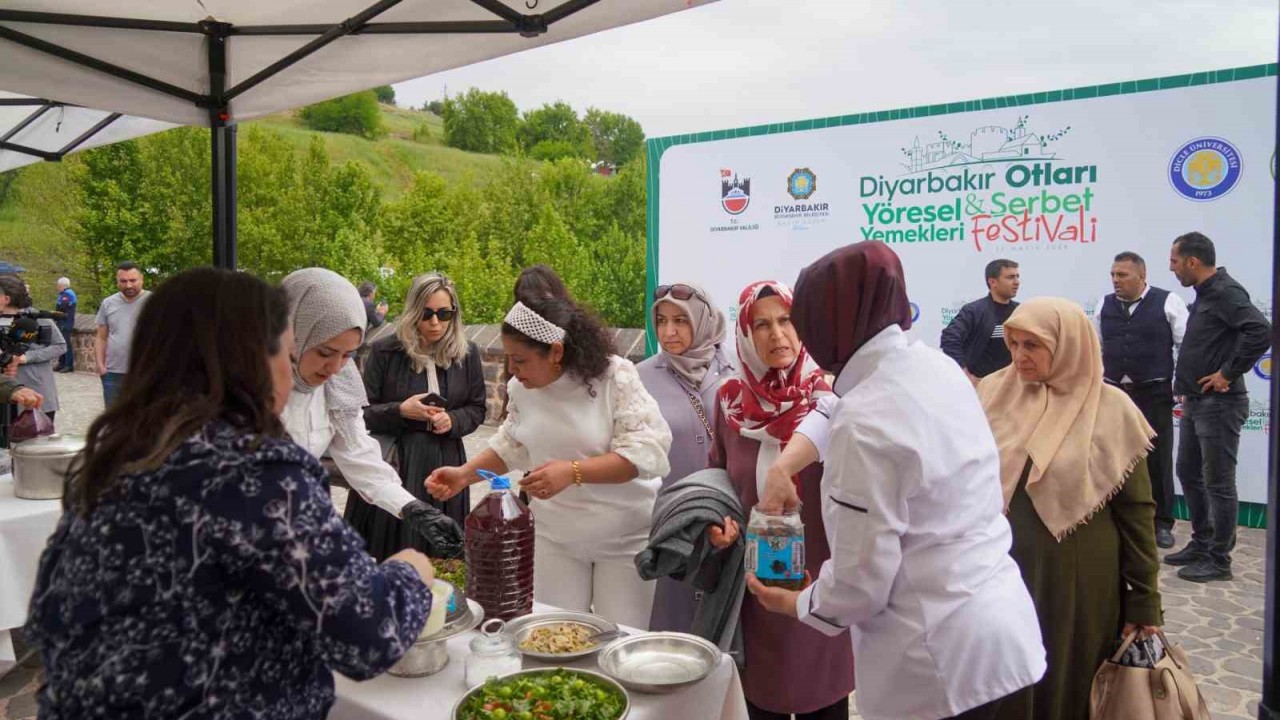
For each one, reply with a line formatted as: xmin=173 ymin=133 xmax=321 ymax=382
xmin=705 ymin=279 xmax=854 ymax=720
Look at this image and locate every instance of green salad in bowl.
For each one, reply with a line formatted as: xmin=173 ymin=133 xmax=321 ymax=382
xmin=453 ymin=668 xmax=629 ymax=720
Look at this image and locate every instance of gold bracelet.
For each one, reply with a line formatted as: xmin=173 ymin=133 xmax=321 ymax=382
xmin=572 ymin=460 xmax=584 ymax=487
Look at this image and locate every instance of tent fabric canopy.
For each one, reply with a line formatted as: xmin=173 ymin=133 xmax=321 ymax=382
xmin=0 ymin=92 xmax=174 ymax=172
xmin=0 ymin=1 xmax=711 ymax=173
xmin=0 ymin=1 xmax=707 ymax=127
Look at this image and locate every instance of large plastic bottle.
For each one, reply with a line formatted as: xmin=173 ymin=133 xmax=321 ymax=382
xmin=465 ymin=470 xmax=535 ymax=620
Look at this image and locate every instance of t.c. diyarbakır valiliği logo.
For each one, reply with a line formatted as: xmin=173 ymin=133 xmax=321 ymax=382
xmin=721 ymin=169 xmax=751 ymax=215
xmin=1169 ymin=137 xmax=1242 ymax=201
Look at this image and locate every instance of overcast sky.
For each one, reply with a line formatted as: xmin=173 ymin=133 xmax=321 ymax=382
xmin=395 ymin=0 xmax=1278 ymax=138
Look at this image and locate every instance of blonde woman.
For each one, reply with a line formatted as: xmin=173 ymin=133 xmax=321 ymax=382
xmin=350 ymin=273 xmax=488 ymax=560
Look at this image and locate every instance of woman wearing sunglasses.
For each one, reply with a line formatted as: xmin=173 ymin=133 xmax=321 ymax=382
xmin=346 ymin=273 xmax=488 ymax=560
xmin=282 ymin=269 xmax=464 ymax=562
xmin=637 ymin=282 xmax=736 ymax=633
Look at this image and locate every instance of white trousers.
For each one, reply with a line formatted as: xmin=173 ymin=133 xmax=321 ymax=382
xmin=534 ymin=529 xmax=656 ymax=630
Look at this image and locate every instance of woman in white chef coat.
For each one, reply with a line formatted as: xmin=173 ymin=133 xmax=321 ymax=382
xmin=749 ymin=242 xmax=1045 ymax=720
xmin=281 ymin=268 xmax=462 ymax=558
xmin=428 ymin=294 xmax=672 ymax=629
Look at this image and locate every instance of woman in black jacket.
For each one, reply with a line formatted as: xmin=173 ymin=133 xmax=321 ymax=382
xmin=347 ymin=273 xmax=487 ymax=560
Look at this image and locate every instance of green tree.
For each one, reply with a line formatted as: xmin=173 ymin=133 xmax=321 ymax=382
xmin=374 ymin=85 xmax=396 ymax=105
xmin=425 ymin=100 xmax=444 ymax=116
xmin=584 ymin=109 xmax=645 ymax=166
xmin=518 ymin=102 xmax=592 ymax=160
xmin=298 ymin=90 xmax=385 ymax=139
xmin=441 ymin=89 xmax=519 ymax=155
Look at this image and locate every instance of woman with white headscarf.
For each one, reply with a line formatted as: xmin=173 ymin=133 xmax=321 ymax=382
xmin=281 ymin=268 xmax=462 ymax=558
xmin=636 ymin=281 xmax=735 ymax=632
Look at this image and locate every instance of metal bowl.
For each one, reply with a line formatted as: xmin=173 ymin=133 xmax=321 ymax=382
xmin=451 ymin=667 xmax=630 ymax=720
xmin=504 ymin=610 xmax=618 ymax=661
xmin=387 ymin=593 xmax=485 ymax=678
xmin=597 ymin=632 xmax=720 ymax=694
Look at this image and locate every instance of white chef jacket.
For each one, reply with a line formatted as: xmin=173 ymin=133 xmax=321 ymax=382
xmin=283 ymin=388 xmax=417 ymax=518
xmin=794 ymin=325 xmax=1045 ymax=720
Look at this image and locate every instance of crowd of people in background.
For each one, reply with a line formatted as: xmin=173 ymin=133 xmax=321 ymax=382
xmin=0 ymin=228 xmax=1271 ymax=720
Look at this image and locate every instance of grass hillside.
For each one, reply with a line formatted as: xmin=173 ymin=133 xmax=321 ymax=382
xmin=0 ymin=103 xmax=508 ymax=308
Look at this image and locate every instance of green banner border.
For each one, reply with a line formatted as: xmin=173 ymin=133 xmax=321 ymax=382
xmin=643 ymin=62 xmax=1276 ymax=528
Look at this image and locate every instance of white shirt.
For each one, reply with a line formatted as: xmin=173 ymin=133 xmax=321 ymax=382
xmin=283 ymin=388 xmax=416 ymax=518
xmin=794 ymin=326 xmax=1045 ymax=720
xmin=490 ymin=356 xmax=672 ymax=545
xmin=1093 ymin=285 xmax=1189 ymax=383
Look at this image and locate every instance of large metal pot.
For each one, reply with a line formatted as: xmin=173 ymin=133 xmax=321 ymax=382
xmin=11 ymin=434 xmax=83 ymax=500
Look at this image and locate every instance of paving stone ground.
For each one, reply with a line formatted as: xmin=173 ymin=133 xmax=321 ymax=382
xmin=0 ymin=371 xmax=1268 ymax=719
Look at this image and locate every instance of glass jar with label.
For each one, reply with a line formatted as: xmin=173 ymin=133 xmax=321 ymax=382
xmin=465 ymin=619 xmax=522 ymax=689
xmin=744 ymin=506 xmax=806 ymax=590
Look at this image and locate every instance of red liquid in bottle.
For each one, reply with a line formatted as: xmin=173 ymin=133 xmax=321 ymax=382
xmin=465 ymin=475 xmax=535 ymax=621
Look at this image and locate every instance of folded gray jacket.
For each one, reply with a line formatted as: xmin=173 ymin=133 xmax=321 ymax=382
xmin=634 ymin=468 xmax=745 ymax=658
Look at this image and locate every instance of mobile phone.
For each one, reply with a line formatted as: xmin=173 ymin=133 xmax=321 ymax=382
xmin=420 ymin=392 xmax=448 ymax=407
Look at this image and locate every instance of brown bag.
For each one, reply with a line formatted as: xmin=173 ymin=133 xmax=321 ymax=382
xmin=1090 ymin=629 xmax=1212 ymax=720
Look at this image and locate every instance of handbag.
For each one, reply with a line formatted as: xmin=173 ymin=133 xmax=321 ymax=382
xmin=1089 ymin=629 xmax=1212 ymax=720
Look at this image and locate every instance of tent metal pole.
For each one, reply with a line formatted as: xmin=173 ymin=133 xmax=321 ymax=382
xmin=0 ymin=140 xmax=57 ymax=161
xmin=222 ymin=0 xmax=403 ymax=103
xmin=0 ymin=24 xmax=204 ymax=106
xmin=56 ymin=112 xmax=121 ymax=157
xmin=0 ymin=102 xmax=53 ymax=144
xmin=1262 ymin=19 xmax=1280 ymax=720
xmin=230 ymin=20 xmax=517 ymax=36
xmin=0 ymin=10 xmax=201 ymax=33
xmin=206 ymin=22 xmax=237 ymax=270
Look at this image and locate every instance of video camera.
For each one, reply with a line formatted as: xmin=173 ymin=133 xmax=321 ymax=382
xmin=1 ymin=308 xmax=65 ymax=372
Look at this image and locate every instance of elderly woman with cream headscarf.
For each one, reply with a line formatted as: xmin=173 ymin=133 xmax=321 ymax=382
xmin=636 ymin=282 xmax=736 ymax=633
xmin=977 ymin=297 xmax=1162 ymax=720
xmin=281 ymin=268 xmax=463 ymax=559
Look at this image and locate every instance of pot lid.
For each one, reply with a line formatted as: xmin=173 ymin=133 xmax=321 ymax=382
xmin=11 ymin=434 xmax=86 ymax=457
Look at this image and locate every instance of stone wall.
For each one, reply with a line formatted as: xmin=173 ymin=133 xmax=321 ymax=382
xmin=69 ymin=319 xmax=649 ymax=425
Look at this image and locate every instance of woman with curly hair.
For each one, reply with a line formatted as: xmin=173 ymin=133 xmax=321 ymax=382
xmin=428 ymin=294 xmax=673 ymax=628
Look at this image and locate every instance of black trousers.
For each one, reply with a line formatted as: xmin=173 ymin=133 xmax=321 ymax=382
xmin=1176 ymin=393 xmax=1249 ymax=568
xmin=1119 ymin=381 xmax=1175 ymax=530
xmin=746 ymin=696 xmax=848 ymax=720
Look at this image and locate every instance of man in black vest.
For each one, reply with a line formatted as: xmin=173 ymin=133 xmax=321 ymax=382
xmin=1095 ymin=251 xmax=1188 ymax=550
xmin=940 ymin=259 xmax=1020 ymax=385
xmin=1164 ymin=232 xmax=1271 ymax=583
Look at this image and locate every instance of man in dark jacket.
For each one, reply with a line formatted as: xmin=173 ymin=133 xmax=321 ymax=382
xmin=1163 ymin=232 xmax=1272 ymax=583
xmin=940 ymin=259 xmax=1020 ymax=384
xmin=358 ymin=281 xmax=388 ymax=330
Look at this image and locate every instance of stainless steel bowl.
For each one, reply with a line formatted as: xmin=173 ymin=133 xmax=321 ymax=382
xmin=387 ymin=593 xmax=485 ymax=678
xmin=504 ymin=610 xmax=618 ymax=661
xmin=451 ymin=668 xmax=630 ymax=720
xmin=597 ymin=632 xmax=720 ymax=694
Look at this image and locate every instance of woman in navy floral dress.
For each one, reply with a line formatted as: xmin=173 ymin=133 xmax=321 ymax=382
xmin=25 ymin=267 xmax=434 ymax=720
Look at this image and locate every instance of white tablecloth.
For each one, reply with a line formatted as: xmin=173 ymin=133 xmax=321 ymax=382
xmin=332 ymin=604 xmax=749 ymax=720
xmin=0 ymin=473 xmax=62 ymax=661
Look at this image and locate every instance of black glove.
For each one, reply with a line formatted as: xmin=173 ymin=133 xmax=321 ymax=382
xmin=402 ymin=500 xmax=464 ymax=559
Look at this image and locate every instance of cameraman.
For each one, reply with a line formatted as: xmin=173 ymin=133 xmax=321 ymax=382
xmin=0 ymin=274 xmax=64 ymax=421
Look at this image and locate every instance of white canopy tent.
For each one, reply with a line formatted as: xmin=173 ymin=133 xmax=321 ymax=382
xmin=0 ymin=0 xmax=712 ymax=265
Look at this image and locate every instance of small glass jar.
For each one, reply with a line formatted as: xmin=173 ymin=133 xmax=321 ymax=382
xmin=465 ymin=619 xmax=522 ymax=689
xmin=744 ymin=506 xmax=806 ymax=590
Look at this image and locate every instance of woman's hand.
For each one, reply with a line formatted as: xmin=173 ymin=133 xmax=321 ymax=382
xmin=745 ymin=575 xmax=800 ymax=618
xmin=426 ymin=466 xmax=472 ymax=501
xmin=429 ymin=409 xmax=452 ymax=435
xmin=520 ymin=460 xmax=575 ymax=500
xmin=400 ymin=394 xmax=435 ymax=422
xmin=706 ymin=516 xmax=740 ymax=549
xmin=758 ymin=464 xmax=801 ymax=513
xmin=1123 ymin=623 xmax=1161 ymax=639
xmin=10 ymin=387 xmax=42 ymax=409
xmin=387 ymin=549 xmax=435 ymax=585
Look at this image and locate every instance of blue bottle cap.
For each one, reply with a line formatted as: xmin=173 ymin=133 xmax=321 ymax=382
xmin=476 ymin=469 xmax=510 ymax=491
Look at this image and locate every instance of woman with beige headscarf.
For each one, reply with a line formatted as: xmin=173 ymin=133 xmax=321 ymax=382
xmin=635 ymin=282 xmax=736 ymax=632
xmin=978 ymin=297 xmax=1163 ymax=720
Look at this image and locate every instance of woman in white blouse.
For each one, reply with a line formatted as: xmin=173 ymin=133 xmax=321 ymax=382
xmin=428 ymin=294 xmax=672 ymax=629
xmin=281 ymin=268 xmax=463 ymax=558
